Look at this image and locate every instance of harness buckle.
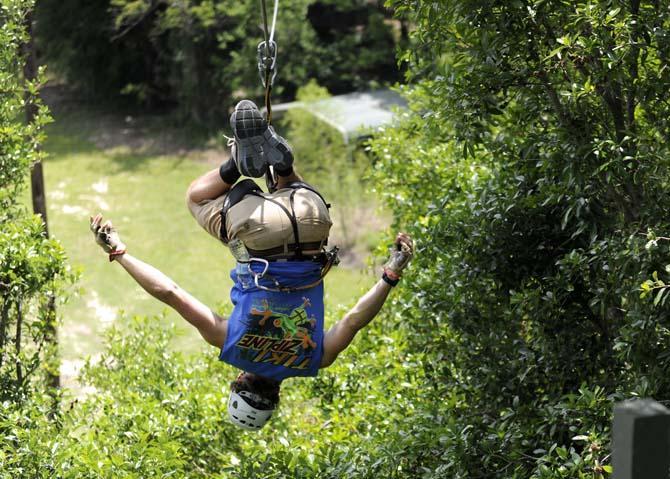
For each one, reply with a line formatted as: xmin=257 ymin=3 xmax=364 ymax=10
xmin=257 ymin=40 xmax=278 ymax=88
xmin=325 ymin=246 xmax=340 ymax=267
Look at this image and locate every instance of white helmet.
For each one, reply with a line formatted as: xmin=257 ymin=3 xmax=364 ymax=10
xmin=228 ymin=389 xmax=275 ymax=430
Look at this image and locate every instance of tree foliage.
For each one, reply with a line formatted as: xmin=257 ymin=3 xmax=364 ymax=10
xmin=9 ymin=1 xmax=670 ymax=477
xmin=35 ymin=0 xmax=403 ymax=125
xmin=0 ymin=0 xmax=70 ymax=402
xmin=367 ymin=0 xmax=670 ymax=476
xmin=1 ymin=314 xmax=448 ymax=478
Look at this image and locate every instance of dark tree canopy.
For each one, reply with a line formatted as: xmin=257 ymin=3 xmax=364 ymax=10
xmin=35 ymin=0 xmax=404 ymax=125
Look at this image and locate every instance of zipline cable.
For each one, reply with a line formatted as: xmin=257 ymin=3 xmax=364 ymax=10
xmin=269 ymin=0 xmax=279 ymax=43
xmin=260 ymin=0 xmax=270 ymax=50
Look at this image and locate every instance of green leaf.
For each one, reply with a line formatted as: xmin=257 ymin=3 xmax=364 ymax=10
xmin=654 ymin=288 xmax=666 ymax=306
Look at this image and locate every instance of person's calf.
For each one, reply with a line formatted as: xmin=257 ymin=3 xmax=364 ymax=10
xmin=187 ymin=164 xmax=237 ymax=205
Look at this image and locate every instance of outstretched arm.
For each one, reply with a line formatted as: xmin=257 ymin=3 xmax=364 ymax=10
xmin=90 ymin=214 xmax=227 ymax=348
xmin=321 ymin=233 xmax=413 ymax=367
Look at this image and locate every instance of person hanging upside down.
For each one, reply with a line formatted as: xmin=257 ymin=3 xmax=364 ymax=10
xmin=89 ymin=100 xmax=413 ymax=430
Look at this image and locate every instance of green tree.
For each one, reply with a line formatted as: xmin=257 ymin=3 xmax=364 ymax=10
xmin=35 ymin=0 xmax=403 ymax=125
xmin=0 ymin=0 xmax=70 ymax=402
xmin=369 ymin=0 xmax=670 ymax=476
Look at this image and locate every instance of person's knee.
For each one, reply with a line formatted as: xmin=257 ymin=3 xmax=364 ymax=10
xmin=185 ymin=190 xmax=199 ymax=218
xmin=186 ymin=179 xmax=201 ymax=205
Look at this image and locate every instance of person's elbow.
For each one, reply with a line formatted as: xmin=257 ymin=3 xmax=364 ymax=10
xmin=320 ymin=353 xmax=337 ymax=369
xmin=155 ymin=282 xmax=181 ymax=306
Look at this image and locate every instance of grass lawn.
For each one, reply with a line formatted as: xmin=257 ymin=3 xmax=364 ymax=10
xmin=35 ymin=102 xmax=381 ymax=375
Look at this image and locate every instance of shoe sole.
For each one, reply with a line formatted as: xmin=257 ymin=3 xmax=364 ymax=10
xmin=262 ymin=127 xmax=293 ymax=171
xmin=231 ymin=101 xmax=269 ymax=177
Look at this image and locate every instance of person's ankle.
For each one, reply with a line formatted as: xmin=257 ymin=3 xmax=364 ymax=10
xmin=275 ymin=168 xmax=302 ymax=188
xmin=219 ymin=158 xmax=241 ymax=185
xmin=275 ymin=166 xmax=294 ymax=178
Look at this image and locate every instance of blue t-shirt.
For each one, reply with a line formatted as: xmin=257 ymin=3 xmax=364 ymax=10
xmin=219 ymin=260 xmax=324 ymax=381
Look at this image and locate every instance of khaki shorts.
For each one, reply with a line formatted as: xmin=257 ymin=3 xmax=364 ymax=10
xmin=187 ymin=186 xmax=332 ymax=257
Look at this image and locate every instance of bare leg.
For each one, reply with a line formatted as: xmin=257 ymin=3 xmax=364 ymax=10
xmin=188 ymin=167 xmax=302 ymax=202
xmin=187 ymin=167 xmax=234 ymax=204
xmin=185 ymin=164 xmax=239 ymax=242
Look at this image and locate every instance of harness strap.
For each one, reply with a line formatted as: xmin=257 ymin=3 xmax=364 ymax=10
xmin=288 ymin=188 xmax=302 ymax=257
xmin=264 ymin=68 xmax=273 ymax=125
xmin=247 ymin=241 xmax=323 ymax=259
xmin=252 ymin=246 xmax=339 ymax=293
xmin=285 ymin=181 xmax=330 ymax=209
xmin=219 ymin=179 xmax=263 ymax=243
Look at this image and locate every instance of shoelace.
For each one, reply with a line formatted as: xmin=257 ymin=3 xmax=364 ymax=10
xmin=223 ymin=134 xmax=235 ymax=148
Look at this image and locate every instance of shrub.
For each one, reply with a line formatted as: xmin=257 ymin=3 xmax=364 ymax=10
xmin=0 ymin=314 xmax=447 ymax=477
xmin=0 ymin=0 xmax=72 ymax=402
xmin=368 ymin=1 xmax=670 ymax=476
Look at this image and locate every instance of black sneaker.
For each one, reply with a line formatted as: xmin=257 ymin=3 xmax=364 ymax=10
xmin=230 ymin=100 xmax=268 ymax=178
xmin=229 ymin=99 xmax=294 ymax=178
xmin=262 ymin=126 xmax=294 ymax=174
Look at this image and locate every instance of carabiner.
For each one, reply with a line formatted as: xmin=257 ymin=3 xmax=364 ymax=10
xmin=257 ymin=40 xmax=278 ymax=88
xmin=248 ymin=257 xmax=270 ymax=279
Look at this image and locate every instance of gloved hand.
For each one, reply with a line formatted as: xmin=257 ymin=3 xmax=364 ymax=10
xmin=383 ymin=232 xmax=413 ymax=285
xmin=90 ymin=214 xmax=126 ymax=260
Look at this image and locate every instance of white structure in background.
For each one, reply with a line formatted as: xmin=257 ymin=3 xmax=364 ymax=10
xmin=271 ymin=89 xmax=408 ymax=145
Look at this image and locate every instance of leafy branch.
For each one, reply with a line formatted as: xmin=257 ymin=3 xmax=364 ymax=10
xmin=640 ymin=232 xmax=670 ymax=306
xmin=640 ymin=271 xmax=670 ymax=306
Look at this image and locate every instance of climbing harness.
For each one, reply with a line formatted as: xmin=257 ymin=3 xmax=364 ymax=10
xmin=244 ymin=246 xmax=340 ymax=293
xmin=226 ymin=0 xmax=339 ymax=292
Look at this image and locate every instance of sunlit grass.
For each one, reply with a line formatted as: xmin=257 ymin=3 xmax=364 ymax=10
xmin=35 ymin=106 xmax=379 ymax=362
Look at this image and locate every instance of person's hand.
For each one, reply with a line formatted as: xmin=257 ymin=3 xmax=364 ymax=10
xmin=90 ymin=214 xmax=126 ymax=260
xmin=383 ymin=232 xmax=414 ymax=281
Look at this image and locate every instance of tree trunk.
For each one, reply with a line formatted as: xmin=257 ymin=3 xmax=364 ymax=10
xmin=0 ymin=298 xmax=10 ymax=371
xmin=15 ymin=300 xmax=23 ymax=386
xmin=22 ymin=11 xmax=60 ymax=392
